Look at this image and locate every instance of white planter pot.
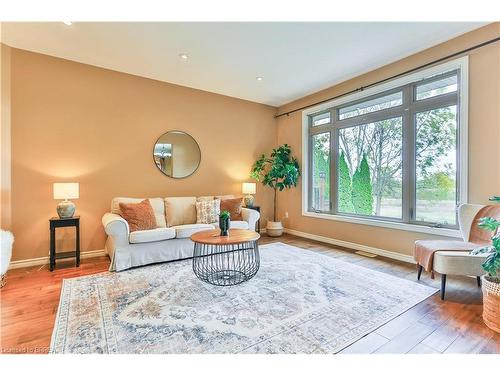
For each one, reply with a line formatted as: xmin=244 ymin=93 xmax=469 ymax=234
xmin=266 ymin=221 xmax=284 ymax=237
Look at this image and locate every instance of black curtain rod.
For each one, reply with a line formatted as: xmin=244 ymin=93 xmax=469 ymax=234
xmin=275 ymin=36 xmax=500 ymax=119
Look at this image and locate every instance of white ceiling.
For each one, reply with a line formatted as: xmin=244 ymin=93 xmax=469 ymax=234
xmin=0 ymin=22 xmax=488 ymax=106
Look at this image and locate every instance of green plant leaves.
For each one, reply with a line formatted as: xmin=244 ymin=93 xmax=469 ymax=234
xmin=471 ymin=245 xmax=494 ymax=255
xmin=482 ymin=251 xmax=500 ymax=276
xmin=477 ymin=216 xmax=500 ymax=276
xmin=250 ymin=144 xmax=300 ymax=221
xmin=250 ymin=144 xmax=300 ymax=191
xmin=478 ymin=217 xmax=500 ymax=233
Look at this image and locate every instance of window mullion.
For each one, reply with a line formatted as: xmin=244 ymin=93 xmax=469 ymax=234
xmin=331 ymin=108 xmax=339 ymax=214
xmin=403 ymin=84 xmax=415 ymax=223
xmin=308 ymin=130 xmax=313 ymax=212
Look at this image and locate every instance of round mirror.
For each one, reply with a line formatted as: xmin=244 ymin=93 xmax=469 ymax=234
xmin=153 ymin=131 xmax=201 ymax=178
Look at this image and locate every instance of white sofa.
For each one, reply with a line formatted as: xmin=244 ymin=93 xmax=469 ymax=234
xmin=102 ymin=195 xmax=260 ymax=271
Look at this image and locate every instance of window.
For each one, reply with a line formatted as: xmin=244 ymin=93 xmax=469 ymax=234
xmin=337 ymin=116 xmax=403 ymax=219
xmin=338 ymin=91 xmax=403 ymax=120
xmin=415 ymin=74 xmax=457 ymax=101
xmin=415 ymin=105 xmax=457 ymax=226
xmin=305 ymin=60 xmax=466 ymax=231
xmin=311 ymin=112 xmax=331 ymax=126
xmin=311 ymin=133 xmax=330 ymax=211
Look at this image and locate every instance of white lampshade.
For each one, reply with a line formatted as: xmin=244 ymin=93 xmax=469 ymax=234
xmin=242 ymin=182 xmax=256 ymax=195
xmin=53 ymin=183 xmax=79 ymax=200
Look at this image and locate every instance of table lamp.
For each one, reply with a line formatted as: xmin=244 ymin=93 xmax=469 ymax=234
xmin=53 ymin=183 xmax=79 ymax=218
xmin=242 ymin=182 xmax=256 ymax=208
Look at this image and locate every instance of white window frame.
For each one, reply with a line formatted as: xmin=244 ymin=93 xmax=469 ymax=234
xmin=301 ymin=57 xmax=468 ymax=238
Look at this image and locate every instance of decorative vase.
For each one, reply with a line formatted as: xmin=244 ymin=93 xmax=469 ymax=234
xmin=57 ymin=200 xmax=76 ymax=218
xmin=266 ymin=221 xmax=283 ymax=237
xmin=244 ymin=195 xmax=255 ymax=208
xmin=219 ymin=216 xmax=230 ymax=236
xmin=481 ymin=275 xmax=500 ymax=333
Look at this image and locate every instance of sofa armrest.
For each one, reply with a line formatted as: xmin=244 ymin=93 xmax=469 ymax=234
xmin=102 ymin=213 xmax=130 ymax=246
xmin=241 ymin=208 xmax=260 ymax=232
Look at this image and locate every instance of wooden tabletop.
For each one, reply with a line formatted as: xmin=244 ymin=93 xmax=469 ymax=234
xmin=190 ymin=229 xmax=260 ymax=245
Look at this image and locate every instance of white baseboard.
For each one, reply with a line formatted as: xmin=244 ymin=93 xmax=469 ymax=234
xmin=8 ymin=249 xmax=107 ymax=270
xmin=283 ymin=228 xmax=416 ymax=264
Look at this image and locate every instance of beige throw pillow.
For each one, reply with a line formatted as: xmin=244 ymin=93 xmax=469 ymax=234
xmin=196 ymin=199 xmax=221 ymax=224
xmin=164 ymin=197 xmax=197 ymax=227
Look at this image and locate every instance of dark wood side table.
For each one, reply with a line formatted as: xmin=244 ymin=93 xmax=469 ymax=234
xmin=246 ymin=206 xmax=261 ymax=232
xmin=49 ymin=216 xmax=80 ymax=272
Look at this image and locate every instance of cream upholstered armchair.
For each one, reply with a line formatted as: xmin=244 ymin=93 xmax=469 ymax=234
xmin=414 ymin=204 xmax=490 ymax=300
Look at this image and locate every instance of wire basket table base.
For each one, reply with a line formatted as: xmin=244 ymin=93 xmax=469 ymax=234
xmin=192 ymin=241 xmax=260 ymax=286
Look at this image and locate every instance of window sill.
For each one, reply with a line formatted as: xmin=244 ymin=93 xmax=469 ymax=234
xmin=302 ymin=211 xmax=462 ymax=238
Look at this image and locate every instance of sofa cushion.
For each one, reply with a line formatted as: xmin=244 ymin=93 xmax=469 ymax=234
xmin=229 ymin=221 xmax=249 ymax=230
xmin=112 ymin=197 xmax=166 ymax=228
xmin=209 ymin=221 xmax=249 ymax=230
xmin=172 ymin=223 xmax=215 ymax=239
xmin=129 ymin=228 xmax=176 ymax=244
xmin=196 ymin=199 xmax=221 ymax=224
xmin=165 ymin=197 xmax=197 ymax=227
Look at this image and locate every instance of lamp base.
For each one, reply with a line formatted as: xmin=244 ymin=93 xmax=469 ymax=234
xmin=57 ymin=200 xmax=76 ymax=218
xmin=244 ymin=194 xmax=255 ymax=208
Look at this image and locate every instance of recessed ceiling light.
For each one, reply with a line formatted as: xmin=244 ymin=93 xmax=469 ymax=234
xmin=63 ymin=21 xmax=72 ymax=26
xmin=179 ymin=53 xmax=189 ymax=60
xmin=256 ymin=77 xmax=263 ymax=81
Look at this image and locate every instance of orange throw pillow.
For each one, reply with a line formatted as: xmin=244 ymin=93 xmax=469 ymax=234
xmin=220 ymin=197 xmax=243 ymax=221
xmin=119 ymin=199 xmax=157 ymax=232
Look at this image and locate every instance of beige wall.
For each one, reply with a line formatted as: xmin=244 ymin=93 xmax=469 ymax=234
xmin=8 ymin=48 xmax=277 ymax=261
xmin=1 ymin=43 xmax=12 ymax=230
xmin=276 ymin=23 xmax=500 ymax=257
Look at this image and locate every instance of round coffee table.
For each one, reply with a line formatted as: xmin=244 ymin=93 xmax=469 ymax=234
xmin=191 ymin=229 xmax=261 ymax=286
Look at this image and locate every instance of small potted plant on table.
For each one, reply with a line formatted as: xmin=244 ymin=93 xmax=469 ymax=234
xmin=251 ymin=144 xmax=300 ymax=237
xmin=471 ymin=217 xmax=500 ymax=333
xmin=219 ymin=210 xmax=230 ymax=236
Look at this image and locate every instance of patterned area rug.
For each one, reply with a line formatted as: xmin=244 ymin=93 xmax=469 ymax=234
xmin=50 ymin=242 xmax=436 ymax=353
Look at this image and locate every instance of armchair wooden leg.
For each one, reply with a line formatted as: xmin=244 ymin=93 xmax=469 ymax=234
xmin=441 ymin=274 xmax=447 ymax=300
xmin=477 ymin=276 xmax=481 ymax=288
xmin=417 ymin=265 xmax=423 ymax=280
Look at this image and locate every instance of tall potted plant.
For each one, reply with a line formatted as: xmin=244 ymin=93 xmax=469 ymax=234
xmin=251 ymin=144 xmax=300 ymax=237
xmin=471 ymin=217 xmax=500 ymax=333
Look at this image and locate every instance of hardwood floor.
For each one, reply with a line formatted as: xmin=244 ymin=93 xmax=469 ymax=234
xmin=1 ymin=234 xmax=498 ymax=354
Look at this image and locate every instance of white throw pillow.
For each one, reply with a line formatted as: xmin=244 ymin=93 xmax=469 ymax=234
xmin=196 ymin=199 xmax=221 ymax=224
